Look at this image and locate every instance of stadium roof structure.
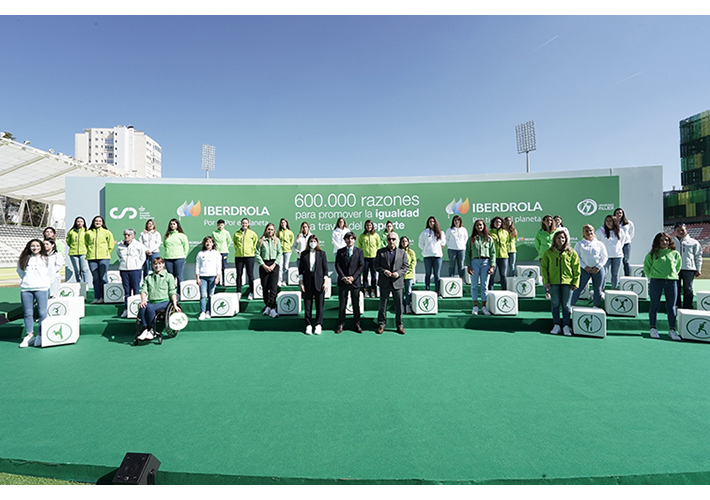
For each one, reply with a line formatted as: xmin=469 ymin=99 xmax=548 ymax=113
xmin=0 ymin=136 xmax=121 ymax=206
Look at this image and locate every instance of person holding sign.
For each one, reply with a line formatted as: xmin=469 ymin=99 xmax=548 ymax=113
xmin=541 ymin=231 xmax=580 ymax=336
xmin=299 ymin=234 xmax=329 ymax=335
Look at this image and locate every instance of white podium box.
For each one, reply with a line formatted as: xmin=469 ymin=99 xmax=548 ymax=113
xmin=604 ymin=290 xmax=638 ymax=317
xmin=678 ymin=309 xmax=710 ymax=342
xmin=103 ymin=283 xmax=125 ymax=303
xmin=439 ymin=277 xmax=463 ymax=298
xmin=629 ymin=265 xmax=645 ymax=278
xmin=697 ymin=291 xmax=710 ymax=311
xmin=58 ymin=282 xmax=87 ymax=299
xmin=180 ymin=280 xmax=200 ymax=302
xmin=224 ymin=269 xmax=247 ymax=288
xmin=47 ymin=297 xmax=85 ymax=319
xmin=578 ymin=282 xmax=591 ymax=300
xmin=572 ymin=306 xmax=607 ymax=338
xmin=516 ymin=265 xmax=542 ymax=284
xmin=324 ymin=276 xmax=332 ymax=299
xmin=277 ymin=291 xmax=302 ymax=315
xmin=125 ymin=294 xmax=141 ymax=319
xmin=107 ymin=270 xmax=121 ymax=284
xmin=211 ymin=292 xmax=239 ymax=317
xmin=487 ymin=290 xmax=518 ymax=316
xmin=506 ymin=277 xmax=536 ymax=299
xmin=253 ymin=278 xmax=264 ymax=299
xmin=287 ymin=267 xmax=300 ymax=285
xmin=415 ymin=273 xmax=425 ymax=284
xmin=463 ymin=272 xmax=471 ymax=285
xmin=39 ymin=316 xmax=80 ymax=348
xmin=345 ymin=290 xmax=365 ymax=316
xmin=619 ymin=277 xmax=649 ymax=300
xmin=412 ymin=290 xmax=438 ymax=315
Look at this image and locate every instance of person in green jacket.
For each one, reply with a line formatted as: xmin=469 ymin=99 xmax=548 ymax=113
xmin=163 ymin=218 xmax=190 ymax=291
xmin=66 ymin=216 xmax=89 ymax=283
xmin=85 ymin=215 xmax=115 ymax=304
xmin=535 ymin=214 xmax=558 ymax=260
xmin=399 ymin=236 xmax=417 ymax=314
xmin=489 ymin=216 xmax=510 ymax=291
xmin=644 ymin=232 xmax=682 ymax=340
xmin=277 ymin=218 xmax=295 ymax=286
xmin=357 ymin=219 xmax=381 ymax=298
xmin=212 ymin=219 xmax=231 ymax=284
xmin=541 ymin=231 xmax=580 ymax=336
xmin=256 ymin=223 xmax=282 ymax=317
xmin=233 ymin=218 xmax=259 ymax=299
xmin=503 ymin=216 xmax=518 ymax=277
xmin=466 ymin=219 xmax=496 ymax=315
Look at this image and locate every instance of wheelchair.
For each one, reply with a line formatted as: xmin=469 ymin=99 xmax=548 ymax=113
xmin=133 ymin=302 xmax=187 ymax=346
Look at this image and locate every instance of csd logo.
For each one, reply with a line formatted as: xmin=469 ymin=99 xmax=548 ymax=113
xmin=109 ymin=207 xmax=138 ymax=219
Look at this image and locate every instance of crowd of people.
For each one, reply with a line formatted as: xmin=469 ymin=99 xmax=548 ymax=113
xmin=16 ymin=208 xmax=703 ymax=347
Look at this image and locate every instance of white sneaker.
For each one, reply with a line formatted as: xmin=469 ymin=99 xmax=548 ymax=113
xmin=138 ymin=329 xmax=150 ymax=341
xmin=19 ymin=333 xmax=34 ymax=348
xmin=96 ymin=298 xmax=104 ymax=304
xmin=248 ymin=293 xmax=254 ymax=300
xmin=669 ymin=329 xmax=681 ymax=341
xmin=472 ymin=306 xmax=478 ymax=315
xmin=121 ymin=310 xmax=128 ymax=318
xmin=550 ymin=325 xmax=561 ymax=335
xmin=263 ymin=307 xmax=271 ymax=316
xmin=650 ymin=327 xmax=660 ymax=339
xmin=205 ymin=312 xmax=211 ymax=319
xmin=34 ymin=335 xmax=42 ymax=347
xmin=198 ymin=312 xmax=207 ymax=321
xmin=145 ymin=331 xmax=155 ymax=340
xmin=279 ymin=281 xmax=285 ymax=287
xmin=269 ymin=308 xmax=279 ymax=318
xmin=481 ymin=307 xmax=491 ymax=316
xmin=563 ymin=326 xmax=572 ymax=336
xmin=314 ymin=325 xmax=322 ymax=335
xmin=305 ymin=325 xmax=313 ymax=335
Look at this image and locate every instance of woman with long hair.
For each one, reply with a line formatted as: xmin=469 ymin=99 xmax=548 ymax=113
xmin=614 ymin=208 xmax=635 ymax=276
xmin=381 ymin=221 xmax=394 ymax=248
xmin=503 ymin=216 xmax=518 ymax=277
xmin=571 ymin=224 xmax=608 ymax=308
xmin=295 ymin=221 xmax=312 ymax=270
xmin=196 ymin=236 xmax=222 ymax=320
xmin=43 ymin=238 xmax=64 ymax=299
xmin=85 ymin=215 xmax=115 ymax=304
xmin=446 ymin=215 xmax=468 ymax=279
xmin=277 ymin=218 xmax=295 ymax=286
xmin=488 ymin=216 xmax=509 ymax=291
xmin=256 ymin=223 xmax=282 ymax=317
xmin=299 ymin=234 xmax=329 ymax=334
xmin=66 ymin=216 xmax=89 ymax=283
xmin=163 ymin=218 xmax=189 ymax=291
xmin=418 ymin=216 xmax=446 ymax=294
xmin=17 ymin=239 xmax=51 ymax=347
xmin=331 ymin=218 xmax=349 ymax=257
xmin=596 ymin=215 xmax=624 ymax=290
xmin=541 ymin=231 xmax=580 ymax=336
xmin=466 ymin=219 xmax=496 ymax=316
xmin=357 ymin=219 xmax=381 ymax=298
xmin=399 ymin=236 xmax=417 ymax=314
xmin=140 ymin=219 xmax=162 ymax=279
xmin=644 ymin=233 xmax=682 ymax=340
xmin=534 ymin=214 xmax=558 ymax=260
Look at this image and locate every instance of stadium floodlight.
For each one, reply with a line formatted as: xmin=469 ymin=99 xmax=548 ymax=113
xmin=515 ymin=121 xmax=536 ymax=173
xmin=201 ymin=144 xmax=215 ymax=179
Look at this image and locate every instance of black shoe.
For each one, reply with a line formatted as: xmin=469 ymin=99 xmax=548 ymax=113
xmin=354 ymin=323 xmax=363 ymax=334
xmin=334 ymin=324 xmax=344 ymax=334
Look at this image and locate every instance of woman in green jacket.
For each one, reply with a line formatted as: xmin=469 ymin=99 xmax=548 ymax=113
xmin=211 ymin=219 xmax=231 ymax=284
xmin=466 ymin=219 xmax=496 ymax=316
xmin=233 ymin=218 xmax=259 ymax=299
xmin=541 ymin=231 xmax=580 ymax=336
xmin=256 ymin=223 xmax=282 ymax=317
xmin=644 ymin=233 xmax=682 ymax=340
xmin=399 ymin=236 xmax=417 ymax=314
xmin=66 ymin=216 xmax=89 ymax=283
xmin=357 ymin=219 xmax=381 ymax=297
xmin=489 ymin=216 xmax=510 ymax=291
xmin=277 ymin=218 xmax=295 ymax=286
xmin=535 ymin=215 xmax=558 ymax=260
xmin=163 ymin=218 xmax=190 ymax=291
xmin=85 ymin=215 xmax=115 ymax=304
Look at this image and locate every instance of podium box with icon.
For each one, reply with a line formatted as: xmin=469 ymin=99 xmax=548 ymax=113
xmin=696 ymin=291 xmax=710 ymax=311
xmin=47 ymin=297 xmax=85 ymax=319
xmin=506 ymin=277 xmax=536 ymax=299
xmin=39 ymin=316 xmax=80 ymax=348
xmin=486 ymin=290 xmax=518 ymax=316
xmin=572 ymin=306 xmax=607 ymax=338
xmin=324 ymin=276 xmax=332 ymax=299
xmin=287 ymin=268 xmax=300 ymax=286
xmin=210 ymin=293 xmax=239 ymax=317
xmin=411 ymin=291 xmax=438 ymax=315
xmin=619 ymin=277 xmax=649 ymax=300
xmin=628 ymin=265 xmax=645 ymax=278
xmin=516 ymin=265 xmax=542 ymax=285
xmin=126 ymin=294 xmax=141 ymax=319
xmin=103 ymin=283 xmax=125 ymax=303
xmin=252 ymin=279 xmax=264 ymax=300
xmin=604 ymin=290 xmax=638 ymax=317
xmin=58 ymin=282 xmax=87 ymax=299
xmin=345 ymin=291 xmax=365 ymax=316
xmin=180 ymin=280 xmax=200 ymax=302
xmin=678 ymin=309 xmax=710 ymax=342
xmin=106 ymin=270 xmax=121 ymax=285
xmin=439 ymin=278 xmax=463 ymax=298
xmin=277 ymin=291 xmax=302 ymax=316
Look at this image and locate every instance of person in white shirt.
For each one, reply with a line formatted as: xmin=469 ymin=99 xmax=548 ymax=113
xmin=196 ymin=236 xmax=222 ymax=320
xmin=43 ymin=239 xmax=64 ymax=299
xmin=614 ymin=208 xmax=635 ymax=276
xmin=596 ymin=215 xmax=624 ymax=289
xmin=116 ymin=228 xmax=147 ymax=318
xmin=139 ymin=219 xmax=162 ymax=279
xmin=672 ymin=222 xmax=703 ymax=309
xmin=445 ymin=215 xmax=468 ymax=279
xmin=295 ymin=221 xmax=311 ymax=270
xmin=418 ymin=216 xmax=446 ymax=294
xmin=17 ymin=239 xmax=52 ymax=348
xmin=331 ymin=217 xmax=349 ymax=258
xmin=571 ymin=225 xmax=608 ymax=308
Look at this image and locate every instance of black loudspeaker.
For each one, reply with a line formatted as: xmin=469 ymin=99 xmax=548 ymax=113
xmin=112 ymin=453 xmax=161 ymax=485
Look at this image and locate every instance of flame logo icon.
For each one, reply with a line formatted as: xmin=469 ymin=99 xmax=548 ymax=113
xmin=445 ymin=198 xmax=470 ymax=215
xmin=177 ymin=200 xmax=202 ymax=217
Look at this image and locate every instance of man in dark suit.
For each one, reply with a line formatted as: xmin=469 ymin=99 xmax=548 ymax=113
xmin=335 ymin=231 xmax=364 ymax=333
xmin=375 ymin=231 xmax=409 ymax=335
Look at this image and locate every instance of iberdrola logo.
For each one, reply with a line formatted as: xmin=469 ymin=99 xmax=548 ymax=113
xmin=445 ymin=198 xmax=470 ymax=216
xmin=177 ymin=200 xmax=202 ymax=217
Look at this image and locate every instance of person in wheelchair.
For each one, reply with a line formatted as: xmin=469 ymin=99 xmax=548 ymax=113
xmin=137 ymin=257 xmax=181 ymax=341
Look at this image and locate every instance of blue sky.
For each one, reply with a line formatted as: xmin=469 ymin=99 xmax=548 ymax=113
xmin=1 ymin=15 xmax=709 ymax=190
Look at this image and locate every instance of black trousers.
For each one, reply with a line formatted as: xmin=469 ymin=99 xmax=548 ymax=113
xmin=337 ymin=283 xmax=361 ymax=326
xmin=259 ymin=261 xmax=279 ymax=308
xmin=235 ymin=256 xmax=255 ymax=295
xmin=303 ymin=277 xmax=325 ymax=327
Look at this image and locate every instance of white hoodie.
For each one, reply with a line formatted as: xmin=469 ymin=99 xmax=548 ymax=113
xmin=419 ymin=228 xmax=446 ymax=258
xmin=18 ymin=255 xmax=53 ymax=291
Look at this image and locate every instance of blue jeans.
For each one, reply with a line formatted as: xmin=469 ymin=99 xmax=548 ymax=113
xmin=88 ymin=259 xmax=109 ymax=300
xmin=21 ymin=289 xmax=48 ymax=335
xmin=507 ymin=252 xmax=517 ymax=277
xmin=469 ymin=258 xmax=490 ymax=305
xmin=424 ymin=256 xmax=443 ymax=293
xmin=448 ymin=249 xmax=465 ymax=278
xmin=281 ymin=252 xmax=292 ymax=283
xmin=139 ymin=301 xmax=169 ymax=329
xmin=488 ymin=258 xmax=508 ymax=290
xmin=121 ymin=269 xmax=143 ymax=308
xmin=165 ymin=258 xmax=185 ymax=291
xmin=363 ymin=258 xmax=377 ymax=290
xmin=649 ymin=278 xmax=677 ymax=329
xmin=605 ymin=257 xmax=622 ymax=289
xmin=622 ymin=243 xmax=631 ymax=276
xmin=69 ymin=254 xmax=89 ymax=283
xmin=220 ymin=253 xmax=228 ymax=283
xmin=143 ymin=252 xmax=160 ymax=278
xmin=199 ymin=276 xmax=217 ymax=313
xmin=549 ymin=284 xmax=573 ymax=327
xmin=403 ymin=278 xmax=413 ymax=307
xmin=571 ymin=267 xmax=606 ymax=308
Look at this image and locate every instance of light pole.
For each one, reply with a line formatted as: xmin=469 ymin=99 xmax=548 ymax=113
xmin=515 ymin=121 xmax=536 ymax=173
xmin=201 ymin=144 xmax=215 ymax=179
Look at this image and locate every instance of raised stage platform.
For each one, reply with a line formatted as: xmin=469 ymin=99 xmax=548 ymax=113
xmin=1 ymin=283 xmax=710 ymax=484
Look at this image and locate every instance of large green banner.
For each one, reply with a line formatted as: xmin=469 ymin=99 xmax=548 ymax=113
xmin=105 ymin=176 xmax=619 ymax=262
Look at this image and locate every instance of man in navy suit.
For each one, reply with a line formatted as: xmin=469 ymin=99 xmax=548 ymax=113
xmin=375 ymin=231 xmax=409 ymax=335
xmin=334 ymin=231 xmax=364 ymax=333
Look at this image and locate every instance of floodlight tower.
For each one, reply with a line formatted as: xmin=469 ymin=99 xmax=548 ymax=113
xmin=201 ymin=144 xmax=215 ymax=179
xmin=515 ymin=121 xmax=536 ymax=173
